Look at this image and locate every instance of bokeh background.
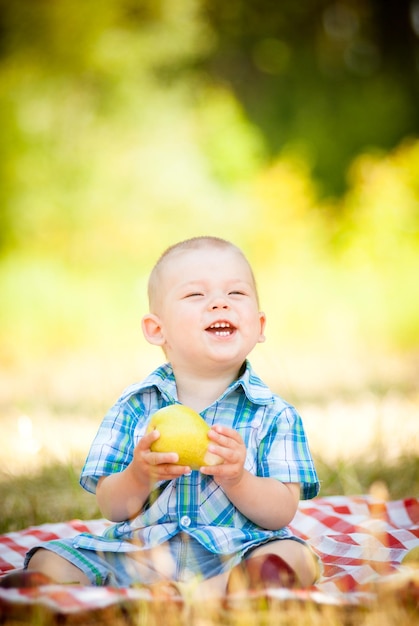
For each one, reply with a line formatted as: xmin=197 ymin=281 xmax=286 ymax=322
xmin=1 ymin=0 xmax=418 ymax=475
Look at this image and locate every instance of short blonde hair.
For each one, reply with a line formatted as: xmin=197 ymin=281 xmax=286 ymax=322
xmin=147 ymin=236 xmax=258 ymax=312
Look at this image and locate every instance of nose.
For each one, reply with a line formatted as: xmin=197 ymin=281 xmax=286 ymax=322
xmin=209 ymin=294 xmax=229 ymax=310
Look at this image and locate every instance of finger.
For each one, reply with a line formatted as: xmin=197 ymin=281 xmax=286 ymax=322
xmin=146 ymin=451 xmax=179 ymax=466
xmin=154 ymin=464 xmax=192 ymax=479
xmin=200 ymin=462 xmax=236 ymax=478
xmin=207 ymin=434 xmax=243 ymax=462
xmin=207 ymin=430 xmax=232 ymax=449
xmin=139 ymin=428 xmax=161 ymax=450
xmin=207 ymin=444 xmax=241 ymax=466
xmin=208 ymin=426 xmax=243 ymax=446
xmin=200 ymin=463 xmax=223 ymax=475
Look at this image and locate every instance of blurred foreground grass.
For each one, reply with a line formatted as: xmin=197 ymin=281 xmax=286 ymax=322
xmin=1 ymin=454 xmax=418 ymax=625
xmin=1 ymin=452 xmax=418 ymax=535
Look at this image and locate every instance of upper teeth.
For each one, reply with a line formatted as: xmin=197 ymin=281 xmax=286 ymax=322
xmin=209 ymin=322 xmax=232 ymax=336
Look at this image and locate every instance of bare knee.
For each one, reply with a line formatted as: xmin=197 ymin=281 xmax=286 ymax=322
xmin=27 ymin=549 xmax=91 ymax=585
xmin=250 ymin=539 xmax=320 ymax=587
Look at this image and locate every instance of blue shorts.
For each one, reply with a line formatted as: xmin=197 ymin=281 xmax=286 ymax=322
xmin=24 ymin=533 xmax=312 ymax=588
xmin=25 ymin=533 xmax=241 ymax=587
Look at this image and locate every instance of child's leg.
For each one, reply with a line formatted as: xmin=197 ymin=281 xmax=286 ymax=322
xmin=27 ymin=548 xmax=90 ymax=585
xmin=251 ymin=539 xmax=320 ymax=586
xmin=227 ymin=539 xmax=320 ymax=592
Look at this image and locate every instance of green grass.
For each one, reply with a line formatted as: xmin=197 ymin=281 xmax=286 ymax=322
xmin=0 ymin=462 xmax=100 ymax=534
xmin=1 ymin=452 xmax=418 ymax=534
xmin=314 ymin=452 xmax=419 ymax=502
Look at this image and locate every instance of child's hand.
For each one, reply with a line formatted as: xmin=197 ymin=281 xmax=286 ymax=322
xmin=133 ymin=429 xmax=191 ymax=484
xmin=200 ymin=425 xmax=247 ymax=487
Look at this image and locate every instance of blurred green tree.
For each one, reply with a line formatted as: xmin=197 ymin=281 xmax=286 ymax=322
xmin=1 ymin=0 xmax=418 ymax=251
xmin=200 ymin=0 xmax=419 ymax=196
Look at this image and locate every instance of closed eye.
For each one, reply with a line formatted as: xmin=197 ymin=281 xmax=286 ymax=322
xmin=183 ymin=292 xmax=204 ymax=298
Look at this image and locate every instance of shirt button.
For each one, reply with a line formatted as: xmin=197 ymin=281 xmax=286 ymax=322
xmin=180 ymin=515 xmax=191 ymax=528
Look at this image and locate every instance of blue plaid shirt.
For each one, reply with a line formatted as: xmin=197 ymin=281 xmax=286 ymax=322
xmin=75 ymin=361 xmax=319 ymax=556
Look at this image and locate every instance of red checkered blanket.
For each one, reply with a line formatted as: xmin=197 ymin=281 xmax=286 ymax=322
xmin=1 ymin=496 xmax=418 ymax=617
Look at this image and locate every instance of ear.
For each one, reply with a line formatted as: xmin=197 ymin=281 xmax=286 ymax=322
xmin=258 ymin=311 xmax=267 ymax=343
xmin=141 ymin=313 xmax=165 ymax=346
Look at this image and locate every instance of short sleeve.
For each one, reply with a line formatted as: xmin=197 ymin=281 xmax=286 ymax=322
xmin=80 ymin=398 xmax=143 ymax=494
xmin=258 ymin=405 xmax=320 ymax=500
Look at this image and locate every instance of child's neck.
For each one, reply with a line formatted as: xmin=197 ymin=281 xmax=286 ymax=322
xmin=174 ymin=368 xmax=240 ymax=413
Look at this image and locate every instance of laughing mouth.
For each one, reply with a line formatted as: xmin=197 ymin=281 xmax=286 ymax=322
xmin=206 ymin=322 xmax=235 ymax=337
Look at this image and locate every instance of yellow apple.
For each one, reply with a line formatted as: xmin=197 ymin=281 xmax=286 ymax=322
xmin=146 ymin=404 xmax=223 ymax=470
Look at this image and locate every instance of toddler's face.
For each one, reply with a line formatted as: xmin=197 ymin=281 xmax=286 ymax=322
xmin=152 ymin=246 xmax=266 ymax=374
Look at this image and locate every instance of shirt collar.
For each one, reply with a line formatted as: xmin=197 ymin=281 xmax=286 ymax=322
xmin=138 ymin=360 xmax=274 ymax=407
xmin=222 ymin=360 xmax=275 ymax=406
xmin=141 ymin=362 xmax=179 ymax=404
